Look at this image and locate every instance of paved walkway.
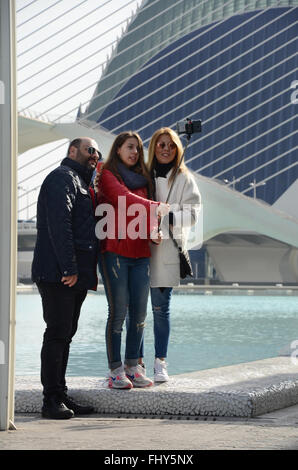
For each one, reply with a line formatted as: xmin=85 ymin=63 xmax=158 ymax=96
xmin=1 ymin=357 xmax=298 ymax=450
xmin=1 ymin=406 xmax=298 ymax=450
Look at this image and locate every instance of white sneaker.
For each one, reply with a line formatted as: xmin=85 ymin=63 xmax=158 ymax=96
xmin=125 ymin=364 xmax=153 ymax=388
xmin=108 ymin=365 xmax=133 ymax=389
xmin=154 ymin=358 xmax=169 ymax=382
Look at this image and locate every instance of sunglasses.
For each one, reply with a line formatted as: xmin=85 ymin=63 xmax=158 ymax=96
xmin=156 ymin=142 xmax=176 ymax=150
xmin=88 ymin=146 xmax=102 ymax=159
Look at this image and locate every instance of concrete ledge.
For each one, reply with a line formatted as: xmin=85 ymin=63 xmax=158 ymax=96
xmin=15 ymin=357 xmax=298 ymax=418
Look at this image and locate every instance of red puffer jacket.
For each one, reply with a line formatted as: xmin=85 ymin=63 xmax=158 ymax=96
xmin=96 ymin=169 xmax=159 ymax=258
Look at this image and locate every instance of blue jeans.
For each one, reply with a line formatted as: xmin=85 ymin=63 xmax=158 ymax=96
xmin=139 ymin=287 xmax=173 ymax=359
xmin=99 ymin=252 xmax=150 ymax=370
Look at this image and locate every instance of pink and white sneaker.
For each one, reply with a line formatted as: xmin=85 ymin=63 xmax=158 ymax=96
xmin=108 ymin=365 xmax=133 ymax=389
xmin=125 ymin=364 xmax=153 ymax=388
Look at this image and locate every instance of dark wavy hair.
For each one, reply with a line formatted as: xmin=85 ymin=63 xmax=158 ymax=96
xmin=97 ymin=131 xmax=153 ymax=197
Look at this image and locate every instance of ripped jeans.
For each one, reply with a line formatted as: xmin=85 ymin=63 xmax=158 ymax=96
xmin=139 ymin=287 xmax=173 ymax=359
xmin=99 ymin=252 xmax=150 ymax=370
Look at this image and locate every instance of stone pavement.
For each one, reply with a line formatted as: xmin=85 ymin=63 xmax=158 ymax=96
xmin=14 ymin=357 xmax=298 ymax=417
xmin=1 ymin=357 xmax=298 ymax=450
xmin=1 ymin=405 xmax=298 ymax=450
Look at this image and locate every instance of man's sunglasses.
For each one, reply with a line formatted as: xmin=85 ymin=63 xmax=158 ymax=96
xmin=88 ymin=146 xmax=102 ymax=160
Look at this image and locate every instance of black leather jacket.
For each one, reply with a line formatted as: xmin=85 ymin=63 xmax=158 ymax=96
xmin=32 ymin=157 xmax=98 ymax=290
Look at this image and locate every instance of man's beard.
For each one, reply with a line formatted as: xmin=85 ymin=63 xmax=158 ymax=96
xmin=76 ymin=150 xmax=97 ymax=169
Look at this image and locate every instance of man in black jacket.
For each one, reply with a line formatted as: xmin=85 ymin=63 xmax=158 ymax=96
xmin=32 ymin=137 xmax=101 ymax=419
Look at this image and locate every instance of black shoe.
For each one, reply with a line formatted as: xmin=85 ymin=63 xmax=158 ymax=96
xmin=42 ymin=396 xmax=74 ymax=420
xmin=62 ymin=394 xmax=94 ymax=415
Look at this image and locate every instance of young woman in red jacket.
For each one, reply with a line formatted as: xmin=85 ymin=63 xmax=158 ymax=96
xmin=95 ymin=131 xmax=169 ymax=389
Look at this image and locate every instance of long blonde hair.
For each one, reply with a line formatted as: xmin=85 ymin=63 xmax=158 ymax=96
xmin=147 ymin=127 xmax=187 ymax=184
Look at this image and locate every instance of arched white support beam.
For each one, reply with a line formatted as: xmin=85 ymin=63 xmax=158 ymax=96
xmin=18 ymin=115 xmax=115 ymax=156
xmin=191 ymin=173 xmax=298 ymax=250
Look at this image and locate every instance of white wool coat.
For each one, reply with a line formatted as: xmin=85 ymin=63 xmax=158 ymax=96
xmin=150 ymin=169 xmax=201 ymax=287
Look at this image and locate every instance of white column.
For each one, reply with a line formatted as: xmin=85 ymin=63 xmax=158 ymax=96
xmin=0 ymin=0 xmax=17 ymax=431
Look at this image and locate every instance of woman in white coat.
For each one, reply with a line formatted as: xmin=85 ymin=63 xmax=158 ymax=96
xmin=141 ymin=127 xmax=201 ymax=382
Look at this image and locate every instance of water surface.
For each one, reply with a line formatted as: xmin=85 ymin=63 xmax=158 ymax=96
xmin=16 ymin=292 xmax=298 ymax=377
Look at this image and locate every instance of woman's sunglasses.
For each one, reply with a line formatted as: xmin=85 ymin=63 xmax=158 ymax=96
xmin=156 ymin=142 xmax=176 ymax=150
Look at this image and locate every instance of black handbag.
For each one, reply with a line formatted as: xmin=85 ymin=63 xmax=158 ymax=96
xmin=169 ymin=228 xmax=193 ymax=279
